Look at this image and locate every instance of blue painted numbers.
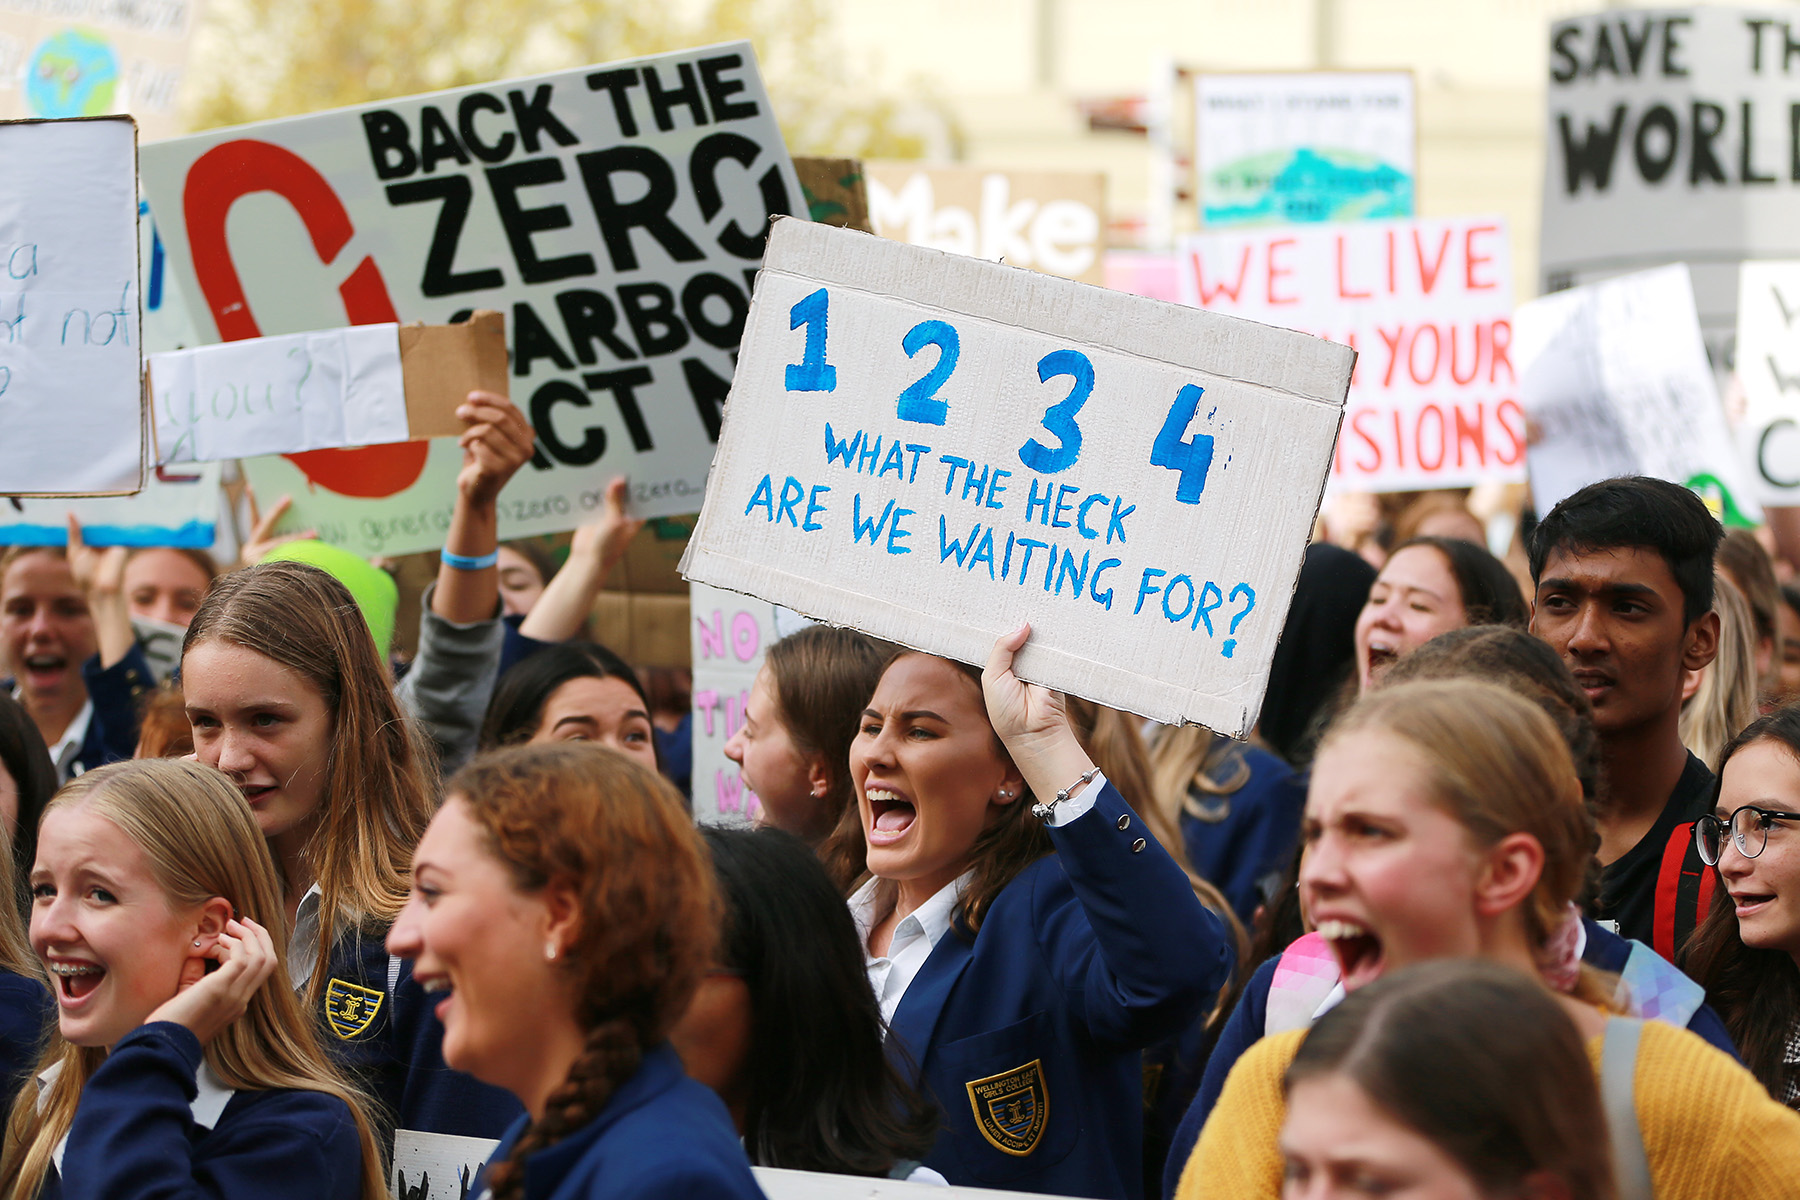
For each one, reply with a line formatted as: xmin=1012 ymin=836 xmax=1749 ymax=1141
xmin=898 ymin=320 xmax=958 ymax=425
xmin=1152 ymin=384 xmax=1216 ymax=504
xmin=785 ymin=288 xmax=837 ymax=392
xmin=1017 ymin=349 xmax=1094 ymax=474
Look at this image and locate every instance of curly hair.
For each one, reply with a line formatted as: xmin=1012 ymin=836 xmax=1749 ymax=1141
xmin=448 ymin=744 xmax=719 ymax=1200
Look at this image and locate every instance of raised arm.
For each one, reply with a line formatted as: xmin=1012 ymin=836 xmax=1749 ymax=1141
xmin=517 ymin=476 xmax=642 ymax=643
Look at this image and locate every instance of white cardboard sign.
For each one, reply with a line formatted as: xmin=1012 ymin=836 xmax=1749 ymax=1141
xmin=1733 ymin=261 xmax=1800 ymax=505
xmin=1541 ymin=7 xmax=1800 ymax=373
xmin=1517 ymin=264 xmax=1760 ymax=517
xmin=149 ymin=325 xmax=406 ymax=464
xmin=391 ymin=1130 xmax=493 ymax=1200
xmin=865 ymin=164 xmax=1107 ymax=285
xmin=1178 ymin=215 xmax=1521 ymax=493
xmin=0 ymin=116 xmax=142 ymax=496
xmin=681 ymin=219 xmax=1351 ymax=735
xmin=138 ymin=42 xmax=802 ymax=548
xmin=1196 ymin=71 xmax=1415 ymax=227
xmin=0 ymin=461 xmax=221 ymax=548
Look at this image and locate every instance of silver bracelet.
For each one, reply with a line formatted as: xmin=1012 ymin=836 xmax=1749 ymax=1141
xmin=1033 ymin=766 xmax=1101 ymax=822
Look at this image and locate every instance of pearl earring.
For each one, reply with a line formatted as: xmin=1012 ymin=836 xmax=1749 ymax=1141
xmin=545 ymin=943 xmax=558 ymax=962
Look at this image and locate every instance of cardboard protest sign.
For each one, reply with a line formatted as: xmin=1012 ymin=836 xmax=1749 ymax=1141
xmin=139 ymin=41 xmax=803 ymax=550
xmin=391 ymin=1131 xmax=496 ymax=1200
xmin=0 ymin=460 xmax=221 ymax=547
xmin=688 ymin=581 xmax=814 ymax=825
xmin=1178 ymin=215 xmax=1521 ymax=493
xmin=0 ymin=115 xmax=142 ymax=497
xmin=148 ymin=311 xmax=506 ymax=464
xmin=0 ymin=1 xmax=203 ymax=141
xmin=1196 ymin=72 xmax=1415 ymax=228
xmin=682 ymin=219 xmax=1351 ymax=735
xmin=1542 ymin=7 xmax=1800 ymax=372
xmin=794 ymin=156 xmax=872 ymax=231
xmin=1735 ymin=262 xmax=1800 ymax=505
xmin=866 ymin=164 xmax=1106 ymax=285
xmin=1517 ymin=264 xmax=1760 ymax=519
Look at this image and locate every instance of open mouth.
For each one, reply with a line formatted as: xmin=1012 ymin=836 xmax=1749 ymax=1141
xmin=418 ymin=974 xmax=454 ymax=1019
xmin=866 ymin=788 xmax=917 ymax=843
xmin=1317 ymin=919 xmax=1386 ymax=990
xmin=21 ymin=654 xmax=67 ymax=683
xmin=239 ymin=784 xmax=277 ymax=807
xmin=1570 ymin=669 xmax=1614 ymax=701
xmin=1364 ymin=644 xmax=1399 ymax=678
xmin=1732 ymin=892 xmax=1776 ymax=917
xmin=48 ymin=960 xmax=104 ymax=1003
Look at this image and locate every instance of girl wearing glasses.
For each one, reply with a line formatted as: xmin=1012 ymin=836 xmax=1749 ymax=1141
xmin=1684 ymin=703 xmax=1800 ymax=1108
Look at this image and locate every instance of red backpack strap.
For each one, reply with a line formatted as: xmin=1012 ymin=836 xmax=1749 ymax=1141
xmin=1653 ymin=821 xmax=1711 ymax=963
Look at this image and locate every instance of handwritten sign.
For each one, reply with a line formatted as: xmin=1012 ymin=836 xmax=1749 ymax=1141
xmin=1734 ymin=262 xmax=1800 ymax=505
xmin=1178 ymin=215 xmax=1521 ymax=493
xmin=392 ymin=1130 xmax=492 ymax=1200
xmin=0 ymin=461 xmax=221 ymax=547
xmin=139 ymin=42 xmax=802 ymax=546
xmin=1542 ymin=8 xmax=1800 ymax=373
xmin=1517 ymin=264 xmax=1760 ymax=519
xmin=0 ymin=115 xmax=141 ymax=496
xmin=0 ymin=1 xmax=203 ymax=142
xmin=681 ymin=219 xmax=1350 ymax=735
xmin=866 ymin=164 xmax=1106 ymax=284
xmin=1197 ymin=71 xmax=1415 ymax=228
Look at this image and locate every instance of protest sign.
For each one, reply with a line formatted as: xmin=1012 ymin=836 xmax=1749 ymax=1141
xmin=1178 ymin=215 xmax=1521 ymax=493
xmin=0 ymin=460 xmax=221 ymax=547
xmin=139 ymin=41 xmax=803 ymax=549
xmin=148 ymin=311 xmax=506 ymax=464
xmin=681 ymin=219 xmax=1351 ymax=735
xmin=794 ymin=156 xmax=872 ymax=231
xmin=391 ymin=1130 xmax=494 ymax=1200
xmin=1542 ymin=7 xmax=1800 ymax=372
xmin=866 ymin=164 xmax=1106 ymax=285
xmin=1517 ymin=264 xmax=1760 ymax=519
xmin=1735 ymin=262 xmax=1800 ymax=504
xmin=1195 ymin=71 xmax=1415 ymax=228
xmin=0 ymin=115 xmax=142 ymax=497
xmin=691 ymin=581 xmax=774 ymax=824
xmin=0 ymin=1 xmax=203 ymax=141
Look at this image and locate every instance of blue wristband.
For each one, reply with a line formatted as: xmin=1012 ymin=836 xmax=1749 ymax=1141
xmin=440 ymin=548 xmax=499 ymax=571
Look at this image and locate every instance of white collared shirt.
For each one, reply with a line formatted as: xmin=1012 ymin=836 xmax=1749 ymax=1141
xmin=39 ymin=1053 xmax=237 ymax=1175
xmin=850 ymin=870 xmax=974 ymax=1028
xmin=288 ymin=883 xmax=325 ymax=992
xmin=845 ymin=771 xmax=1109 ymax=1029
xmin=14 ymin=686 xmax=93 ymax=784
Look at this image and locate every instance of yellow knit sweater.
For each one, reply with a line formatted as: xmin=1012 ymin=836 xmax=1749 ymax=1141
xmin=1175 ymin=1019 xmax=1800 ymax=1200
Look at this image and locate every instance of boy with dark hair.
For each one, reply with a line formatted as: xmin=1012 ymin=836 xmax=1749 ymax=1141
xmin=1527 ymin=476 xmax=1723 ymax=958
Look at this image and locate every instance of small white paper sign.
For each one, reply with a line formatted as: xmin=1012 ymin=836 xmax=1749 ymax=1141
xmin=391 ymin=1130 xmax=497 ymax=1200
xmin=148 ymin=324 xmax=406 ymax=464
xmin=681 ymin=219 xmax=1352 ymax=736
xmin=0 ymin=116 xmax=142 ymax=496
xmin=1517 ymin=264 xmax=1761 ymax=519
xmin=1734 ymin=261 xmax=1800 ymax=506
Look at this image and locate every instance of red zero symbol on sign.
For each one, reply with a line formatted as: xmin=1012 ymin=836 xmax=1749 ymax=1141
xmin=183 ymin=139 xmax=429 ymax=498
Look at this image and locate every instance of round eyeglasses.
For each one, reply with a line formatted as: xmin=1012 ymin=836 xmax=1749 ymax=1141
xmin=1695 ymin=804 xmax=1800 ymax=866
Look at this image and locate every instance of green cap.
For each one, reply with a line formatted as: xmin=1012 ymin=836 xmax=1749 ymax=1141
xmin=260 ymin=540 xmax=399 ymax=659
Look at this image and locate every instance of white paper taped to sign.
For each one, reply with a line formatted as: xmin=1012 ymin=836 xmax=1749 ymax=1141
xmin=1517 ymin=264 xmax=1761 ymax=520
xmin=0 ymin=115 xmax=142 ymax=496
xmin=149 ymin=325 xmax=406 ymax=464
xmin=682 ymin=219 xmax=1352 ymax=735
xmin=1734 ymin=261 xmax=1800 ymax=505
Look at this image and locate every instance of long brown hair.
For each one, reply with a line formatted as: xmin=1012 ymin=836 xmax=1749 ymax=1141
xmin=1681 ymin=704 xmax=1800 ymax=1103
xmin=0 ymin=760 xmax=386 ymax=1200
xmin=1323 ymin=680 xmax=1609 ymax=1006
xmin=450 ymin=744 xmax=718 ymax=1200
xmin=182 ymin=561 xmax=437 ymax=1002
xmin=762 ymin=626 xmax=893 ymax=886
xmin=1287 ymin=960 xmax=1616 ymax=1200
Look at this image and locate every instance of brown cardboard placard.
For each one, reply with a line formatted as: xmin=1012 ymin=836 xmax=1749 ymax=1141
xmin=398 ymin=309 xmax=509 ymax=438
xmin=793 ymin=157 xmax=872 ymax=233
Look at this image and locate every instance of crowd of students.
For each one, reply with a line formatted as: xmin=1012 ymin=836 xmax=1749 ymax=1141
xmin=1 ymin=385 xmax=1799 ymax=1198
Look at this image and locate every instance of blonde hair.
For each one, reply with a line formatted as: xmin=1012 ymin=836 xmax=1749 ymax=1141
xmin=1321 ymin=680 xmax=1605 ymax=1003
xmin=1067 ymin=700 xmax=1249 ymax=969
xmin=1679 ymin=570 xmax=1759 ymax=768
xmin=0 ymin=759 xmax=386 ymax=1200
xmin=183 ymin=561 xmax=437 ymax=1003
xmin=0 ymin=826 xmax=35 ymax=976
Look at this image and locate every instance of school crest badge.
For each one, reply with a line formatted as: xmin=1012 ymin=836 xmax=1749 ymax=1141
xmin=324 ymin=978 xmax=384 ymax=1040
xmin=965 ymin=1059 xmax=1048 ymax=1156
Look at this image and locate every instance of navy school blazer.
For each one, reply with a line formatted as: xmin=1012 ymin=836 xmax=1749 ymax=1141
xmin=474 ymin=1043 xmax=765 ymax=1200
xmin=892 ymin=781 xmax=1232 ymax=1200
xmin=315 ymin=923 xmax=524 ymax=1148
xmin=44 ymin=1022 xmax=364 ymax=1200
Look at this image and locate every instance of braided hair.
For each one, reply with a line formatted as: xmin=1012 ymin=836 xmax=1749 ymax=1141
xmin=448 ymin=743 xmax=719 ymax=1200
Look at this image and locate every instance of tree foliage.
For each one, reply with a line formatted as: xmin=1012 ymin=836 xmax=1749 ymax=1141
xmin=184 ymin=0 xmax=938 ymax=158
